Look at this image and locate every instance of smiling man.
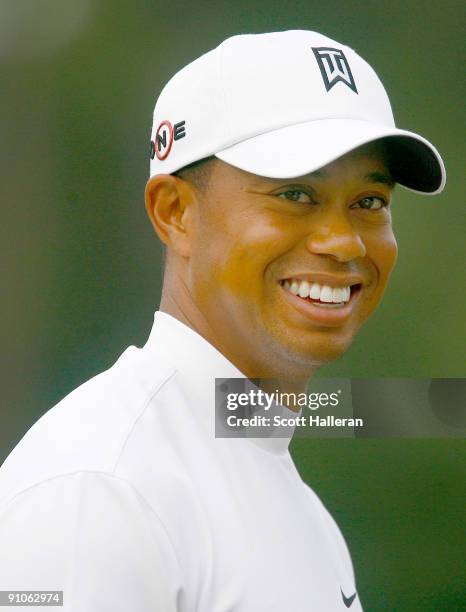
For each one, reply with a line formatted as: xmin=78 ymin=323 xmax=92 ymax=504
xmin=0 ymin=31 xmax=445 ymax=611
xmin=150 ymin=142 xmax=398 ymax=380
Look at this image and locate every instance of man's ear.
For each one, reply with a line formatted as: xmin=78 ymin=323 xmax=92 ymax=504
xmin=145 ymin=174 xmax=197 ymax=258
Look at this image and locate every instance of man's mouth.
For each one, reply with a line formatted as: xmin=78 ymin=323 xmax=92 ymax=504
xmin=279 ymin=278 xmax=362 ymax=308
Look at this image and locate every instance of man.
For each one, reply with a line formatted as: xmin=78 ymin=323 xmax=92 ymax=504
xmin=0 ymin=31 xmax=445 ymax=611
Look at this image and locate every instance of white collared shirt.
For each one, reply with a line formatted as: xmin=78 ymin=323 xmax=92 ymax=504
xmin=0 ymin=312 xmax=362 ymax=611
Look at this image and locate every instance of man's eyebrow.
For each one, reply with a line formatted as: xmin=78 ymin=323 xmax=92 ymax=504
xmin=364 ymin=171 xmax=395 ymax=186
xmin=257 ymin=169 xmax=395 ymax=189
xmin=309 ymin=169 xmax=326 ymax=178
xmin=308 ymin=169 xmax=394 ymax=185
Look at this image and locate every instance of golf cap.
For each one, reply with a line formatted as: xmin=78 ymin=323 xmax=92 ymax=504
xmin=149 ymin=30 xmax=446 ymax=194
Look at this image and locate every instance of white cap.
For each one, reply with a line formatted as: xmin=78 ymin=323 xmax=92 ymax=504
xmin=149 ymin=30 xmax=446 ymax=194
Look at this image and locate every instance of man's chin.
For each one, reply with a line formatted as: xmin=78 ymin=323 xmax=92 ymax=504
xmin=245 ymin=333 xmax=354 ymax=379
xmin=307 ymin=343 xmax=351 ymax=367
xmin=302 ymin=339 xmax=351 ymax=365
xmin=280 ymin=328 xmax=357 ymax=373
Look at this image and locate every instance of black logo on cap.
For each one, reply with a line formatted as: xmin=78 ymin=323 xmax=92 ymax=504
xmin=340 ymin=587 xmax=357 ymax=608
xmin=312 ymin=47 xmax=358 ymax=94
xmin=149 ymin=120 xmax=186 ymax=161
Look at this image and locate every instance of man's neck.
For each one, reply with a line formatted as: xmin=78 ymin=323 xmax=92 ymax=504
xmin=159 ymin=292 xmax=314 ymax=403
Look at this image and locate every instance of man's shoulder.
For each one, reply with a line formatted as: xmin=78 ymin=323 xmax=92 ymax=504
xmin=0 ymin=344 xmax=177 ymax=505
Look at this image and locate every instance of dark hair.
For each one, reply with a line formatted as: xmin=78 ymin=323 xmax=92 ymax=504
xmin=173 ymin=156 xmax=215 ymax=192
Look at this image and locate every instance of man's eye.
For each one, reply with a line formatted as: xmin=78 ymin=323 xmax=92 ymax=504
xmin=278 ymin=190 xmax=315 ymax=204
xmin=352 ymin=196 xmax=387 ymax=210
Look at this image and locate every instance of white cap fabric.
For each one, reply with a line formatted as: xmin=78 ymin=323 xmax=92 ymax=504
xmin=149 ymin=30 xmax=446 ymax=194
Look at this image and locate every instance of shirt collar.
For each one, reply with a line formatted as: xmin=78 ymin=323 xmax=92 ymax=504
xmin=143 ymin=311 xmax=297 ymax=455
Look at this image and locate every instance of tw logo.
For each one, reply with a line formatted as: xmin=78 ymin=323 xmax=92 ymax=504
xmin=150 ymin=120 xmax=186 ymax=161
xmin=312 ymin=47 xmax=358 ymax=94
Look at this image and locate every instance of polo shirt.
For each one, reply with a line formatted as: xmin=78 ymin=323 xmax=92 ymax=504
xmin=0 ymin=311 xmax=362 ymax=611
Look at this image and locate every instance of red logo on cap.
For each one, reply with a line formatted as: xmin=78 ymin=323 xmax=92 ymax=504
xmin=154 ymin=120 xmax=174 ymax=160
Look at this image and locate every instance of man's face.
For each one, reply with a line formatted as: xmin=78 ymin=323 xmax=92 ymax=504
xmin=187 ymin=142 xmax=398 ymax=377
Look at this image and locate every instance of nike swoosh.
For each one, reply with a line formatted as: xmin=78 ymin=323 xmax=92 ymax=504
xmin=341 ymin=587 xmax=357 ymax=608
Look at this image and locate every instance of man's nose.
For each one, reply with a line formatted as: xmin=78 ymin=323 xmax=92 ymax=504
xmin=305 ymin=215 xmax=366 ymax=262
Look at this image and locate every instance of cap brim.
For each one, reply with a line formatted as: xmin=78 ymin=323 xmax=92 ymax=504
xmin=215 ymin=118 xmax=446 ymax=195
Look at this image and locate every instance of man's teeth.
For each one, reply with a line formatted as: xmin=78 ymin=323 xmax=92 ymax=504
xmin=283 ymin=279 xmax=351 ymax=303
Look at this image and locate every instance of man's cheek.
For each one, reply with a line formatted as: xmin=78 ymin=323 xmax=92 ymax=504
xmin=217 ymin=251 xmax=262 ymax=296
xmin=367 ymin=229 xmax=398 ymax=279
xmin=380 ymin=232 xmax=398 ymax=281
xmin=216 ymin=235 xmax=278 ymax=295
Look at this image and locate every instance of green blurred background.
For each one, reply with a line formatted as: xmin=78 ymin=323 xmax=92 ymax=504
xmin=1 ymin=1 xmax=464 ymax=609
